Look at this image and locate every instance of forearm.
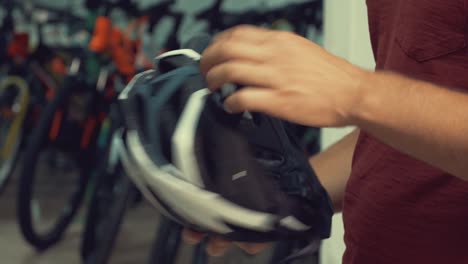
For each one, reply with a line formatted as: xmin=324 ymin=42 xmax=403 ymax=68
xmin=309 ymin=129 xmax=359 ymax=212
xmin=354 ymin=71 xmax=468 ymax=180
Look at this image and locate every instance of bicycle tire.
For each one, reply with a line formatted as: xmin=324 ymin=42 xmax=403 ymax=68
xmin=81 ymin=123 xmax=117 ymax=260
xmin=0 ymin=77 xmax=30 ymax=194
xmin=0 ymin=130 xmax=22 ymax=194
xmin=81 ymin=110 xmax=124 ymax=260
xmin=147 ymin=217 xmax=183 ymax=264
xmin=17 ymin=81 xmax=90 ymax=250
xmin=83 ymin=172 xmax=137 ymax=264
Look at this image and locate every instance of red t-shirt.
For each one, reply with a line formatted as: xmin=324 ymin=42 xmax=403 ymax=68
xmin=342 ymin=0 xmax=468 ymax=263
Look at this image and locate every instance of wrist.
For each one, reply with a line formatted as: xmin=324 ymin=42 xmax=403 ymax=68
xmin=348 ymin=70 xmax=383 ymax=127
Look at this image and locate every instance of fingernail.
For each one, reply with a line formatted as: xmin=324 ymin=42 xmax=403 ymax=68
xmin=182 ymin=229 xmax=204 ymax=245
xmin=183 ymin=236 xmax=199 ymax=245
xmin=235 ymin=242 xmax=270 ymax=255
xmin=205 ymin=238 xmax=230 ymax=257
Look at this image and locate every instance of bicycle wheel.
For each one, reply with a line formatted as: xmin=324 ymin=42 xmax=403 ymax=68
xmin=82 ymin=168 xmax=137 ymax=264
xmin=17 ymin=76 xmax=91 ymax=250
xmin=147 ymin=217 xmax=183 ymax=264
xmin=0 ymin=77 xmax=30 ymax=194
xmin=81 ymin=128 xmax=138 ymax=263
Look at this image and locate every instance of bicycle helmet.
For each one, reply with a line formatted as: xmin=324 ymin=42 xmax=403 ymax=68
xmin=117 ymin=36 xmax=333 ymax=243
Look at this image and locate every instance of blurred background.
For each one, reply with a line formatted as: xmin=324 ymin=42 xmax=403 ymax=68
xmin=0 ymin=0 xmax=374 ymax=263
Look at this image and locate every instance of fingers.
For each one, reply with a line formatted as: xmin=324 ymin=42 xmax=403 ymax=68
xmin=201 ymin=25 xmax=274 ymax=76
xmin=182 ymin=228 xmax=205 ymax=245
xmin=205 ymin=236 xmax=231 ymax=256
xmin=182 ymin=229 xmax=269 ymax=257
xmin=183 ymin=230 xmax=231 ymax=257
xmin=235 ymin=242 xmax=270 ymax=255
xmin=223 ymin=87 xmax=279 ymax=114
xmin=205 ymin=62 xmax=279 ymax=91
xmin=200 ymin=42 xmax=268 ymax=76
xmin=205 ymin=238 xmax=269 ymax=257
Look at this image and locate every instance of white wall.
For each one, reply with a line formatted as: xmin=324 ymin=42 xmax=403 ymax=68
xmin=320 ymin=0 xmax=375 ymax=263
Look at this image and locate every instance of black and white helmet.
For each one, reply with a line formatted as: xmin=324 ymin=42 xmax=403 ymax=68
xmin=117 ymin=36 xmax=333 ymax=243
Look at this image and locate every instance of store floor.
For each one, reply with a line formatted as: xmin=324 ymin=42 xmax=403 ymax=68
xmin=0 ymin=164 xmax=318 ymax=264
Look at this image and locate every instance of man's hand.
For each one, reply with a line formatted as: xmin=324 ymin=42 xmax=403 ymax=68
xmin=187 ymin=25 xmax=363 ymax=256
xmin=200 ymin=25 xmax=369 ymax=128
xmin=182 ymin=229 xmax=269 ymax=256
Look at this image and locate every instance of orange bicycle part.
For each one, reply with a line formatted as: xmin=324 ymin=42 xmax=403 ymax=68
xmin=105 ymin=86 xmax=115 ymax=99
xmin=110 ymin=28 xmax=136 ymax=78
xmin=1 ymin=108 xmax=15 ymax=119
xmin=50 ymin=57 xmax=67 ymax=76
xmin=45 ymin=89 xmax=55 ymax=101
xmin=29 ymin=63 xmax=58 ymax=100
xmin=98 ymin=112 xmax=107 ymax=123
xmin=7 ymin=33 xmax=29 ymax=59
xmin=80 ymin=117 xmax=97 ymax=150
xmin=89 ymin=15 xmax=142 ymax=80
xmin=89 ymin=16 xmax=112 ymax=53
xmin=49 ymin=110 xmax=63 ymax=141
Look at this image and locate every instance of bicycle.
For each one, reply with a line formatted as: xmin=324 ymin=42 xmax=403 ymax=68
xmin=79 ymin=2 xmax=192 ymax=263
xmin=80 ymin=105 xmax=138 ymax=264
xmin=81 ymin=7 xmax=142 ymax=259
xmin=0 ymin=1 xmax=71 ymax=195
xmin=80 ymin=1 xmax=166 ymax=262
xmin=15 ymin=3 xmax=106 ymax=250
